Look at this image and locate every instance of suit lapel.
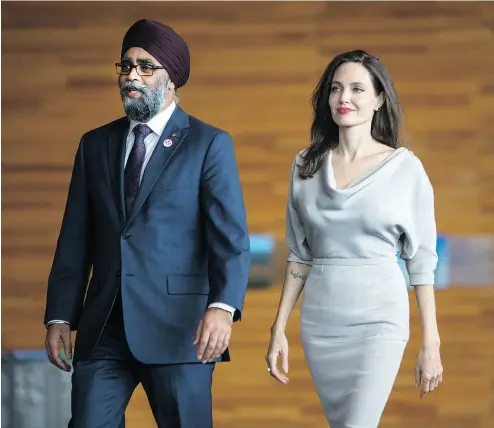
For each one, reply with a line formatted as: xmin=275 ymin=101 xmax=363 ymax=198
xmin=107 ymin=118 xmax=129 ymax=227
xmin=124 ymin=106 xmax=190 ymax=229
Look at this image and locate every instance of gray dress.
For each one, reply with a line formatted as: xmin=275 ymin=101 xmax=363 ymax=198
xmin=286 ymin=148 xmax=437 ymax=428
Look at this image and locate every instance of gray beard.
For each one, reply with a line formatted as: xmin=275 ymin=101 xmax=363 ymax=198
xmin=120 ymin=79 xmax=167 ymax=123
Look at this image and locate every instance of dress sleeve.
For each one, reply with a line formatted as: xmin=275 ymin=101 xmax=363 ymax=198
xmin=400 ymin=161 xmax=438 ymax=285
xmin=286 ymin=157 xmax=313 ymax=265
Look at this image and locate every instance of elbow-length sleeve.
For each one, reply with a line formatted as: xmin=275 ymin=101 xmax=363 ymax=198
xmin=286 ymin=157 xmax=313 ymax=265
xmin=400 ymin=161 xmax=438 ymax=286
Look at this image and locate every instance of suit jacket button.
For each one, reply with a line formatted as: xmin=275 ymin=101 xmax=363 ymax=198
xmin=122 ymin=232 xmax=131 ymax=240
xmin=116 ymin=272 xmax=121 ymax=277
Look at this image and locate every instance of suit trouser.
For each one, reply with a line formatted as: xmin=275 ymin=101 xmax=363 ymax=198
xmin=68 ymin=289 xmax=215 ymax=428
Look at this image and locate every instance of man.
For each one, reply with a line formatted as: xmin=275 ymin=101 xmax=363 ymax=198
xmin=44 ymin=19 xmax=250 ymax=428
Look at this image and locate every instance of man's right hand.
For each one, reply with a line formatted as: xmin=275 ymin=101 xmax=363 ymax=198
xmin=45 ymin=323 xmax=73 ymax=372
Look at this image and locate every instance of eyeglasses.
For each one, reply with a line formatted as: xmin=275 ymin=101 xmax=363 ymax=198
xmin=115 ymin=62 xmax=166 ymax=76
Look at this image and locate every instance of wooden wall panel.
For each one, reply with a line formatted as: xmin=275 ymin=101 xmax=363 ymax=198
xmin=2 ymin=2 xmax=493 ymax=427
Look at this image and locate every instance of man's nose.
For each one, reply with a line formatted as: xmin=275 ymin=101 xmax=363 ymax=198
xmin=126 ymin=65 xmax=141 ymax=81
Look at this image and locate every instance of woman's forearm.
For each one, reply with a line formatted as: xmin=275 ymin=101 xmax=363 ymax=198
xmin=272 ymin=261 xmax=312 ymax=332
xmin=414 ymin=284 xmax=440 ymax=346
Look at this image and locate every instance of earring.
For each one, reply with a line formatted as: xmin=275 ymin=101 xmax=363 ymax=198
xmin=374 ymin=108 xmax=379 ymax=111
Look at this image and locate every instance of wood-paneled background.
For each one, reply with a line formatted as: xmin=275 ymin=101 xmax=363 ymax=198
xmin=2 ymin=2 xmax=494 ymax=427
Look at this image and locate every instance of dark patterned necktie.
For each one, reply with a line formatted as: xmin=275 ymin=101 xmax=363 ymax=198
xmin=124 ymin=124 xmax=153 ymax=217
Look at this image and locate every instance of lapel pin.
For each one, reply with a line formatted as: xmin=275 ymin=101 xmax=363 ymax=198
xmin=163 ymin=139 xmax=173 ymax=148
xmin=172 ymin=132 xmax=177 ymax=138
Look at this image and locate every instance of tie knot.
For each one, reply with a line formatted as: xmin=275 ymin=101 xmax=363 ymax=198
xmin=133 ymin=124 xmax=153 ymax=141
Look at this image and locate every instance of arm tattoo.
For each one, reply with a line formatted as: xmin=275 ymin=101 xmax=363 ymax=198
xmin=290 ymin=270 xmax=306 ymax=282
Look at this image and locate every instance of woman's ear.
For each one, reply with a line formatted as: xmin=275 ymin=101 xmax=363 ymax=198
xmin=377 ymin=92 xmax=385 ymax=110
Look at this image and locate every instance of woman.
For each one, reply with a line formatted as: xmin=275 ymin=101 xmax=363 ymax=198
xmin=266 ymin=50 xmax=443 ymax=428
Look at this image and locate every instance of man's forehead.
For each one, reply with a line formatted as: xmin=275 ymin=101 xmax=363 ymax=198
xmin=122 ymin=47 xmax=161 ymax=65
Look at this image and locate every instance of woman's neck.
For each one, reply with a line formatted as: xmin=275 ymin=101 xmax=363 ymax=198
xmin=336 ymin=124 xmax=376 ymax=161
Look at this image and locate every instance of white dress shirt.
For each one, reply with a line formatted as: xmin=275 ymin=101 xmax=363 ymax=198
xmin=47 ymin=101 xmax=235 ymax=325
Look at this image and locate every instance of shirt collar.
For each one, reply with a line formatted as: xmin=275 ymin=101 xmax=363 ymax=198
xmin=128 ymin=101 xmax=177 ymax=137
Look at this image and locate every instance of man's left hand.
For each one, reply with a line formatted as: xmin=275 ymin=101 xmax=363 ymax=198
xmin=194 ymin=308 xmax=233 ymax=363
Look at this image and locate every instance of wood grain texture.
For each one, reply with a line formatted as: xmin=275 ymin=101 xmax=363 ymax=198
xmin=2 ymin=2 xmax=494 ymax=427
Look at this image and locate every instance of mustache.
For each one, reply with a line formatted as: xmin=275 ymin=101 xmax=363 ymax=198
xmin=120 ymin=81 xmax=150 ymax=96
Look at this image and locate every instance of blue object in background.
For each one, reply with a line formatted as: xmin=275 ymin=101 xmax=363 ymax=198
xmin=249 ymin=233 xmax=456 ymax=290
xmin=434 ymin=235 xmax=450 ymax=288
xmin=10 ymin=349 xmax=48 ymax=360
xmin=249 ymin=234 xmax=276 ymax=287
xmin=399 ymin=235 xmax=450 ymax=289
xmin=250 ymin=234 xmax=276 ymax=263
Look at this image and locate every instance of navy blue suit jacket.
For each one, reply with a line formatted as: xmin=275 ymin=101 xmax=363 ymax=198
xmin=44 ymin=106 xmax=251 ymax=364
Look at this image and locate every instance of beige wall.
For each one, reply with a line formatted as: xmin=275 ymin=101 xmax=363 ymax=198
xmin=2 ymin=2 xmax=493 ymax=427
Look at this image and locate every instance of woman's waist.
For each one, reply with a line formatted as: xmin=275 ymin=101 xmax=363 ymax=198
xmin=307 ymin=257 xmax=405 ymax=287
xmin=311 ymin=255 xmax=398 ymax=266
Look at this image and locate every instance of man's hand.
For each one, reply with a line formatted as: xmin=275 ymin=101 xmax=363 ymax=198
xmin=45 ymin=323 xmax=73 ymax=372
xmin=193 ymin=308 xmax=233 ymax=363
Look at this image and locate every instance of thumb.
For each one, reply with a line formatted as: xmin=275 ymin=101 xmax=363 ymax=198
xmin=282 ymin=347 xmax=289 ymax=373
xmin=60 ymin=329 xmax=72 ymax=359
xmin=193 ymin=319 xmax=203 ymax=345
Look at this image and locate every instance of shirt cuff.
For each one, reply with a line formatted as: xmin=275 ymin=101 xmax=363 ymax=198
xmin=287 ymin=252 xmax=313 ymax=265
xmin=46 ymin=320 xmax=70 ymax=325
xmin=408 ymin=272 xmax=435 ymax=286
xmin=208 ymin=302 xmax=236 ymax=317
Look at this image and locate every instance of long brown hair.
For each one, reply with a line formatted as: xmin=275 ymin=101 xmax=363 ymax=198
xmin=300 ymin=50 xmax=404 ymax=179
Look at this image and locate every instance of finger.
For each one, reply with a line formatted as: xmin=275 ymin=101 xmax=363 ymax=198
xmin=434 ymin=375 xmax=440 ymax=390
xmin=270 ymin=365 xmax=288 ymax=384
xmin=193 ymin=320 xmax=204 ymax=345
xmin=213 ymin=332 xmax=230 ymax=359
xmin=268 ymin=354 xmax=282 ymax=382
xmin=209 ymin=333 xmax=226 ymax=362
xmin=438 ymin=372 xmax=443 ymax=383
xmin=268 ymin=352 xmax=288 ymax=384
xmin=196 ymin=328 xmax=211 ymax=361
xmin=207 ymin=331 xmax=223 ymax=361
xmin=202 ymin=331 xmax=220 ymax=363
xmin=434 ymin=372 xmax=441 ymax=389
xmin=45 ymin=340 xmax=55 ymax=365
xmin=222 ymin=332 xmax=231 ymax=353
xmin=47 ymin=338 xmax=70 ymax=371
xmin=281 ymin=347 xmax=289 ymax=374
xmin=429 ymin=377 xmax=436 ymax=392
xmin=46 ymin=336 xmax=61 ymax=366
xmin=60 ymin=330 xmax=72 ymax=359
xmin=421 ymin=376 xmax=431 ymax=398
xmin=267 ymin=351 xmax=277 ymax=371
xmin=45 ymin=339 xmax=52 ymax=358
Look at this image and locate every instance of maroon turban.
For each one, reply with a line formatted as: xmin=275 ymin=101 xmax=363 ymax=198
xmin=121 ymin=19 xmax=190 ymax=88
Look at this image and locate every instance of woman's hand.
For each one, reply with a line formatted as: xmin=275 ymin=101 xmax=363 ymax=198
xmin=415 ymin=343 xmax=443 ymax=398
xmin=265 ymin=328 xmax=289 ymax=384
